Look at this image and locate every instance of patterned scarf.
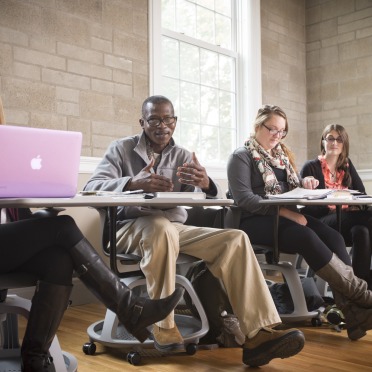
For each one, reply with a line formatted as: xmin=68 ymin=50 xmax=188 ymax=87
xmin=244 ymin=137 xmax=300 ymax=195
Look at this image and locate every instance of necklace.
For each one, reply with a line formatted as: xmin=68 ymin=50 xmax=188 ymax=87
xmin=329 ymin=170 xmax=337 ymax=181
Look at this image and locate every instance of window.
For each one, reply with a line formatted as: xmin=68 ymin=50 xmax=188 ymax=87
xmin=150 ymin=0 xmax=261 ymax=177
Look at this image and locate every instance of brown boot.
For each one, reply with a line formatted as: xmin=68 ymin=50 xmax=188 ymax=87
xmin=316 ymin=254 xmax=372 ymax=308
xmin=152 ymin=324 xmax=184 ymax=352
xmin=242 ymin=327 xmax=305 ymax=367
xmin=333 ymin=291 xmax=372 ymax=341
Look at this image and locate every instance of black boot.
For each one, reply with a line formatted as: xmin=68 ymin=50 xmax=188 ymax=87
xmin=70 ymin=238 xmax=184 ymax=342
xmin=21 ymin=281 xmax=72 ymax=372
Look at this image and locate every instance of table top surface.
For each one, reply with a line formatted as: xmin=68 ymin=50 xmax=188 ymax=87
xmin=0 ymin=194 xmax=234 ymax=208
xmin=259 ymin=196 xmax=372 ymax=206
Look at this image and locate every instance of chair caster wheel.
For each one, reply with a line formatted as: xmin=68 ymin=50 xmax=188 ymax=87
xmin=326 ymin=306 xmax=344 ymax=326
xmin=127 ymin=351 xmax=141 ymax=365
xmin=82 ymin=342 xmax=96 ymax=355
xmin=186 ymin=343 xmax=197 ymax=355
xmin=311 ymin=317 xmax=322 ymax=327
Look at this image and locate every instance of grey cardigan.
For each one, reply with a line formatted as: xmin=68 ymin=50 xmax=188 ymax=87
xmin=227 ymin=146 xmax=301 ymax=219
xmin=84 ymin=132 xmax=217 ymax=228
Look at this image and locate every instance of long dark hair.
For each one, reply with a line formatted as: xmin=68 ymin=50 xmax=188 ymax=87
xmin=320 ymin=124 xmax=351 ymax=187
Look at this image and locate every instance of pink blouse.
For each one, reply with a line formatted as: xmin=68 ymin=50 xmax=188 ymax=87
xmin=318 ymin=155 xmax=348 ymax=210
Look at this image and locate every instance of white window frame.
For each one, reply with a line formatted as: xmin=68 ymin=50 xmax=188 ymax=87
xmin=149 ymin=0 xmax=262 ymax=179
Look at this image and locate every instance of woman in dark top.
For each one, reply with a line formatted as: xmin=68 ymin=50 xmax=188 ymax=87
xmin=227 ymin=104 xmax=372 ymax=341
xmin=301 ymin=124 xmax=372 ymax=287
xmin=1 ymin=209 xmax=182 ymax=372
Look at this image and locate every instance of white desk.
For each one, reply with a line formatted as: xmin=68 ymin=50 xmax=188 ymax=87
xmin=259 ymin=197 xmax=372 ymax=263
xmin=0 ymin=194 xmax=233 ymax=209
xmin=0 ymin=195 xmax=233 ymax=274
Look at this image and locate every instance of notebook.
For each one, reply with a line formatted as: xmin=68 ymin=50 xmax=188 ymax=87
xmin=0 ymin=125 xmax=82 ymax=198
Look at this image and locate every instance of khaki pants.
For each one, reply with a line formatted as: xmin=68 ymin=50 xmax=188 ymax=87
xmin=116 ymin=215 xmax=280 ymax=335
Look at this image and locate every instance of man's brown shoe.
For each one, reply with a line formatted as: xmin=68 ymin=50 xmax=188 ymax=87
xmin=243 ymin=327 xmax=305 ymax=367
xmin=153 ymin=325 xmax=184 ymax=352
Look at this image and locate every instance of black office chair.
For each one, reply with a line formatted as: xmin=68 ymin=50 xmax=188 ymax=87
xmin=224 ymin=203 xmax=323 ymax=325
xmin=82 ymin=207 xmax=211 ymax=366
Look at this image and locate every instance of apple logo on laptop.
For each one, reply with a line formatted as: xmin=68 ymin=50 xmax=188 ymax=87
xmin=31 ymin=155 xmax=42 ymax=170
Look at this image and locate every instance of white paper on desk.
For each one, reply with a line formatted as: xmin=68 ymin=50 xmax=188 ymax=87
xmin=79 ymin=190 xmax=144 ymax=197
xmin=326 ymin=190 xmax=353 ymax=199
xmin=267 ymin=188 xmax=333 ymax=200
xmin=154 ymin=192 xmax=206 ymax=199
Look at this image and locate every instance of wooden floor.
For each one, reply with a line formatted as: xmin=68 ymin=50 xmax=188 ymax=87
xmin=19 ymin=302 xmax=372 ymax=372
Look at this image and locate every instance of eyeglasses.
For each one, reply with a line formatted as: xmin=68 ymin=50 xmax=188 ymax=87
xmin=144 ymin=116 xmax=177 ymax=128
xmin=262 ymin=123 xmax=287 ymax=138
xmin=324 ymin=136 xmax=343 ymax=144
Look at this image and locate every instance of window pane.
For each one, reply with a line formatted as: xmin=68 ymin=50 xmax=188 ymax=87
xmin=197 ymin=0 xmax=214 ymax=10
xmin=220 ymin=127 xmax=235 ymax=160
xmin=180 ymin=121 xmax=201 ymax=153
xmin=180 ymin=81 xmax=200 ymax=123
xmin=196 ymin=7 xmax=215 ymax=44
xmin=176 ymin=0 xmax=196 ymax=37
xmin=215 ymin=0 xmax=231 ymax=17
xmin=162 ymin=0 xmax=176 ymax=31
xmin=161 ymin=77 xmax=180 ymax=113
xmin=200 ymin=49 xmax=218 ymax=88
xmin=219 ymin=55 xmax=234 ymax=91
xmin=200 ymin=125 xmax=219 ymax=163
xmin=215 ymin=13 xmax=231 ymax=49
xmin=201 ymin=86 xmax=218 ymax=125
xmin=162 ymin=37 xmax=179 ymax=79
xmin=219 ymin=91 xmax=235 ymax=128
xmin=180 ymin=43 xmax=200 ymax=83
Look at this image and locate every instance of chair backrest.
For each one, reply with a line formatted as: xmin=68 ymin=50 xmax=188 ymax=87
xmin=225 ymin=190 xmax=275 ymax=258
xmin=96 ymin=207 xmax=143 ymax=278
xmin=184 ymin=206 xmax=225 ymax=228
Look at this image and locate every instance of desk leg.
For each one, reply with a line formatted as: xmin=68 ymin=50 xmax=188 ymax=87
xmin=220 ymin=206 xmax=226 ymax=228
xmin=273 ymin=206 xmax=280 ymax=264
xmin=108 ymin=206 xmax=119 ymax=276
xmin=336 ymin=205 xmax=342 ymax=233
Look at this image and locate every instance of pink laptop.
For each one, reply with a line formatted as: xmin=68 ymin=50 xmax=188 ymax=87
xmin=0 ymin=125 xmax=82 ymax=198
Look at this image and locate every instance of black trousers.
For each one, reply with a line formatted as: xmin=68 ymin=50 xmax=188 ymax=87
xmin=0 ymin=215 xmax=83 ymax=285
xmin=240 ymin=213 xmax=351 ymax=272
xmin=320 ymin=209 xmax=372 ymax=282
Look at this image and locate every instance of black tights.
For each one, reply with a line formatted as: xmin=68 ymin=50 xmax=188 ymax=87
xmin=0 ymin=215 xmax=84 ymax=285
xmin=320 ymin=210 xmax=372 ymax=282
xmin=240 ymin=213 xmax=351 ymax=272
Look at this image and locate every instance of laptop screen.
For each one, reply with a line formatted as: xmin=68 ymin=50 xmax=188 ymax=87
xmin=0 ymin=125 xmax=82 ymax=198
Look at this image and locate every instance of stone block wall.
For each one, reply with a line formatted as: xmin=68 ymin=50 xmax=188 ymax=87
xmin=260 ymin=0 xmax=308 ymax=168
xmin=306 ymin=0 xmax=372 ymax=169
xmin=0 ymin=0 xmax=148 ymax=157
